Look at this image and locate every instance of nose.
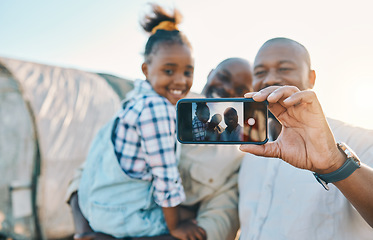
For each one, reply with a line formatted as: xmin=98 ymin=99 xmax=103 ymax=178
xmin=213 ymin=81 xmax=233 ymax=96
xmin=262 ymin=69 xmax=282 ymax=88
xmin=206 ymin=78 xmax=236 ymax=97
xmin=173 ymin=73 xmax=187 ymax=85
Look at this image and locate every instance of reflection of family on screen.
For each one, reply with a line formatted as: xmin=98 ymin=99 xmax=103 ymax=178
xmin=192 ymin=103 xmax=242 ymax=141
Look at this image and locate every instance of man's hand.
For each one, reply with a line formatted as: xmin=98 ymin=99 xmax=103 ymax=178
xmin=240 ymin=86 xmax=345 ymax=173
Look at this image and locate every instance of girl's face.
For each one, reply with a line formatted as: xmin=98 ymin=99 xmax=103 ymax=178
xmin=142 ymin=43 xmax=194 ymax=105
xmin=196 ymin=107 xmax=210 ymax=123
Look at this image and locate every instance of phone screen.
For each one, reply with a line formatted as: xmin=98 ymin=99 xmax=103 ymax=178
xmin=177 ymin=98 xmax=268 ymax=144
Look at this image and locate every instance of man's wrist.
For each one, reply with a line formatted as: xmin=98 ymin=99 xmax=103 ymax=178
xmin=313 ymin=142 xmax=361 ymax=190
xmin=316 ymin=147 xmax=347 ymax=175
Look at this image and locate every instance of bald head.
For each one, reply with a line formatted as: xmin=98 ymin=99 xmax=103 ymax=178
xmin=202 ymin=58 xmax=253 ymax=98
xmin=260 ymin=38 xmax=311 ymax=69
xmin=216 ymin=58 xmax=250 ymax=69
xmin=252 ymin=37 xmax=315 ymax=91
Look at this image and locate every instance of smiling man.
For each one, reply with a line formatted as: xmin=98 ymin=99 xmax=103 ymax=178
xmin=238 ymin=37 xmax=373 ymax=240
xmin=221 ymin=107 xmax=242 ymax=141
xmin=202 ymin=58 xmax=252 ymax=98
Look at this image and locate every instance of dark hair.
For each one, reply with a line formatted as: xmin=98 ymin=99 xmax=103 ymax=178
xmin=224 ymin=107 xmax=237 ymax=116
xmin=196 ymin=102 xmax=209 ymax=112
xmin=140 ymin=4 xmax=192 ymax=63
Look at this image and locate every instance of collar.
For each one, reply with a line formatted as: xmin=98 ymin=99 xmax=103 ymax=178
xmin=124 ymin=79 xmax=157 ymax=101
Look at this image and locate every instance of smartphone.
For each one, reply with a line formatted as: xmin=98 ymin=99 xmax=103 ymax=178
xmin=176 ymin=98 xmax=268 ymax=144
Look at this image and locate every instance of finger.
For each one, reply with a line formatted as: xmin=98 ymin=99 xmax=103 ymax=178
xmin=193 ymin=229 xmax=205 ymax=240
xmin=266 ymin=86 xmax=300 ymax=103
xmin=244 ymin=92 xmax=258 ymax=98
xmin=250 ymin=86 xmax=283 ymax=102
xmin=267 ymin=102 xmax=287 ymax=121
xmin=197 ymin=227 xmax=207 ymax=240
xmin=244 ymin=86 xmax=297 ymax=102
xmin=265 ymin=86 xmax=301 ymax=119
xmin=239 ymin=142 xmax=280 ymax=159
xmin=282 ymin=90 xmax=319 ymax=107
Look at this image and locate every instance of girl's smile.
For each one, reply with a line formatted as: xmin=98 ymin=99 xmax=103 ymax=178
xmin=142 ymin=43 xmax=194 ymax=105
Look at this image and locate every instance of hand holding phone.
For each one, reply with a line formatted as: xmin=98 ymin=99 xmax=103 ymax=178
xmin=176 ymin=98 xmax=268 ymax=144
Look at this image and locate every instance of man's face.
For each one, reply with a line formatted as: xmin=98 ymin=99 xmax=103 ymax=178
xmin=252 ymin=42 xmax=315 ymax=91
xmin=202 ymin=59 xmax=253 ymax=98
xmin=224 ymin=108 xmax=238 ymax=128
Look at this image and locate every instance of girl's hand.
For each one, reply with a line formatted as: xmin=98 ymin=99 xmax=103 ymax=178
xmin=169 ymin=219 xmax=206 ymax=240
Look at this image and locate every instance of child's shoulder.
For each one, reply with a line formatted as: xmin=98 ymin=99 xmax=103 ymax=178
xmin=131 ymin=93 xmax=172 ymax=109
xmin=125 ymin=94 xmax=175 ymax=120
xmin=130 ymin=80 xmax=174 ymax=109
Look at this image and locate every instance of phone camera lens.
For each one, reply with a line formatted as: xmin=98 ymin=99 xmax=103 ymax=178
xmin=248 ymin=118 xmax=256 ymax=126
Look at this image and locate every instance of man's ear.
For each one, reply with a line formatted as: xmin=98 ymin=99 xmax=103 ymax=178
xmin=308 ymin=70 xmax=316 ymax=89
xmin=141 ymin=62 xmax=148 ymax=78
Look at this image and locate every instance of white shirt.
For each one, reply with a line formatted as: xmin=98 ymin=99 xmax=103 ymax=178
xmin=221 ymin=124 xmax=243 ymax=141
xmin=238 ymin=118 xmax=373 ymax=240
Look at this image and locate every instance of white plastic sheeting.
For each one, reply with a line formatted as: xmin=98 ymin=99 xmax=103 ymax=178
xmin=0 ymin=57 xmax=124 ymax=239
xmin=0 ymin=63 xmax=37 ymax=239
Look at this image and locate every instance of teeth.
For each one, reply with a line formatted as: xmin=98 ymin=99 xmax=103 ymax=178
xmin=170 ymin=89 xmax=182 ymax=95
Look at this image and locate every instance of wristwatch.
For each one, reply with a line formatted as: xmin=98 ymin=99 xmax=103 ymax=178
xmin=313 ymin=142 xmax=361 ymax=190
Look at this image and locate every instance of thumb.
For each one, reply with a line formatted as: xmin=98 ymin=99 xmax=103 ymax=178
xmin=239 ymin=142 xmax=279 ymax=158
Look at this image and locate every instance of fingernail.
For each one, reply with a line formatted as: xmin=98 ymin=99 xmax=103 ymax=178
xmin=244 ymin=92 xmax=256 ymax=98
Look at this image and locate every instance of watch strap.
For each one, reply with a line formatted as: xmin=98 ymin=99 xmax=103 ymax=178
xmin=313 ymin=142 xmax=361 ymax=190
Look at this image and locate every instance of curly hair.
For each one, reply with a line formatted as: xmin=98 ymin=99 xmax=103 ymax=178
xmin=140 ymin=4 xmax=192 ymax=63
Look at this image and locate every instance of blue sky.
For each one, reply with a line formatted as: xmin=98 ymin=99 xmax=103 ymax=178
xmin=1 ymin=0 xmax=373 ymax=129
xmin=0 ymin=1 xmax=142 ymax=74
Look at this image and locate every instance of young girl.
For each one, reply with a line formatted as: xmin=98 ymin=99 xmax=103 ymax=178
xmin=78 ymin=5 xmax=205 ymax=240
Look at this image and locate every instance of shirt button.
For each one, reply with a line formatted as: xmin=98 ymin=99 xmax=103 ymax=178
xmin=209 ymin=178 xmax=213 ymax=183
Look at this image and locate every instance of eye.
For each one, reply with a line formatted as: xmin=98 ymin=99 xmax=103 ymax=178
xmin=164 ymin=69 xmax=174 ymax=75
xmin=278 ymin=67 xmax=293 ymax=73
xmin=217 ymin=73 xmax=229 ymax=83
xmin=184 ymin=70 xmax=193 ymax=77
xmin=254 ymin=70 xmax=267 ymax=77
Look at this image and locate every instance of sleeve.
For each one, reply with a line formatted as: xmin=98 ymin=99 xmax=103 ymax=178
xmin=138 ymin=98 xmax=185 ymax=207
xmin=329 ymin=118 xmax=373 ymax=166
xmin=196 ymin=172 xmax=240 ymax=240
xmin=65 ymin=162 xmax=85 ymax=203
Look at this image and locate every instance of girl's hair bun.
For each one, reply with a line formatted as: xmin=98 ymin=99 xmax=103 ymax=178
xmin=151 ymin=21 xmax=178 ymax=35
xmin=141 ymin=4 xmax=182 ymax=34
xmin=140 ymin=4 xmax=192 ymax=63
